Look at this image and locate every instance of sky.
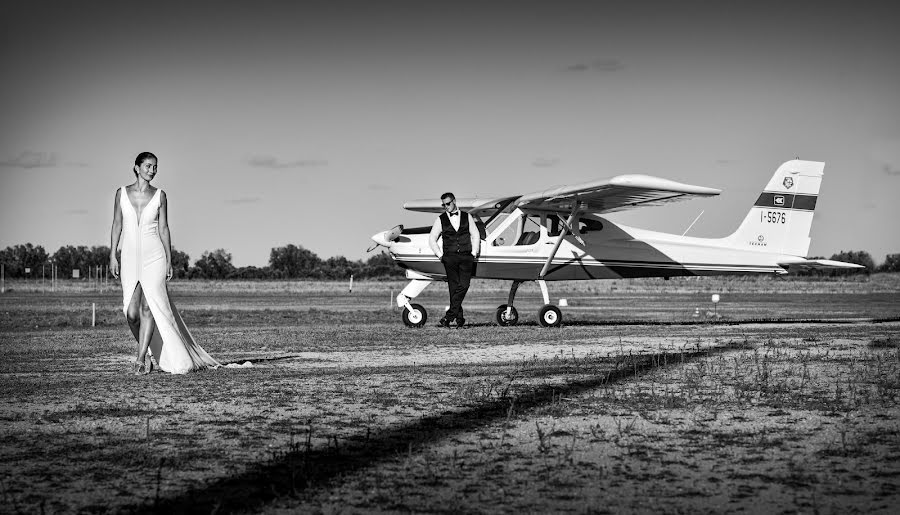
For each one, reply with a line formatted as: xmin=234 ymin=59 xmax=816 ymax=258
xmin=2 ymin=1 xmax=899 ymax=267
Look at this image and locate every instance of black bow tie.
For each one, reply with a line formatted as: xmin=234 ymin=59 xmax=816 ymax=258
xmin=448 ymin=211 xmax=459 ymax=217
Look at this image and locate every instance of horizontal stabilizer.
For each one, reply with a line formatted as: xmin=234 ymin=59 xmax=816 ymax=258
xmin=778 ymin=259 xmax=866 ymax=271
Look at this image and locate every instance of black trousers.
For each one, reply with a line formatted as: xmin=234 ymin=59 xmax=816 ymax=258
xmin=442 ymin=253 xmax=474 ymax=322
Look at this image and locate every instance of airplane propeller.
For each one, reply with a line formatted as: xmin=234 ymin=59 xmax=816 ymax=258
xmin=368 ymin=225 xmax=403 ymax=252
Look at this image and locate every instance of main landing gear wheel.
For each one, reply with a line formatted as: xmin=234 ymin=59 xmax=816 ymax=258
xmin=494 ymin=304 xmax=519 ymax=326
xmin=402 ymin=303 xmax=428 ymax=328
xmin=538 ymin=304 xmax=562 ymax=328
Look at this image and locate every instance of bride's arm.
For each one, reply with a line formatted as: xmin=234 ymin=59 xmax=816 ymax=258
xmin=158 ymin=190 xmax=173 ymax=281
xmin=109 ymin=188 xmax=122 ymax=279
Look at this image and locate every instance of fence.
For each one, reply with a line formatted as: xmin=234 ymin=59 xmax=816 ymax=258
xmin=1 ymin=263 xmax=112 ymax=293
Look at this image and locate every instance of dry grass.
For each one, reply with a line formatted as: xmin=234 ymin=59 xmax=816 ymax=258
xmin=1 ymin=277 xmax=898 ymax=513
xmin=3 ymin=271 xmax=899 ymax=295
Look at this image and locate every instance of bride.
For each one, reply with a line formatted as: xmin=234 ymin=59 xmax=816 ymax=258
xmin=109 ymin=152 xmax=220 ymax=374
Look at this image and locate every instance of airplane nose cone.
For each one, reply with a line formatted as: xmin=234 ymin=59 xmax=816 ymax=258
xmin=370 ymin=225 xmax=403 ymax=248
xmin=371 ymin=231 xmax=392 ymax=248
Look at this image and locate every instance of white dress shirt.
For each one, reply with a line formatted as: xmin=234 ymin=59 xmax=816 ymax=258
xmin=428 ymin=211 xmax=481 ymax=258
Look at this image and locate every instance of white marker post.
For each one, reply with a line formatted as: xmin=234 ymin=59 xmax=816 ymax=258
xmin=1 ymin=264 xmax=4 ymax=294
xmin=711 ymin=294 xmax=720 ymax=318
xmin=349 ymin=274 xmax=353 ymax=293
xmin=92 ymin=303 xmax=96 ymax=327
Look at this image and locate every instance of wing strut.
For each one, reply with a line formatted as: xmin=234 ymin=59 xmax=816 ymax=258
xmin=555 ymin=214 xmax=585 ymax=246
xmin=538 ymin=204 xmax=582 ymax=279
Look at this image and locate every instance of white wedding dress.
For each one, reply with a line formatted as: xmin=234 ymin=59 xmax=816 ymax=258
xmin=119 ymin=187 xmax=220 ymax=374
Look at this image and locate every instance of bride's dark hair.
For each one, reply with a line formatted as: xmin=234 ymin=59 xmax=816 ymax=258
xmin=134 ymin=152 xmax=157 ymax=177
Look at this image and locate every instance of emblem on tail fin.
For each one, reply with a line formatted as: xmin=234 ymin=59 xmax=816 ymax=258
xmin=725 ymin=159 xmax=822 ymax=256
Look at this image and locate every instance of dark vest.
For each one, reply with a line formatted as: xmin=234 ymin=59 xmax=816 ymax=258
xmin=440 ymin=212 xmax=472 ymax=254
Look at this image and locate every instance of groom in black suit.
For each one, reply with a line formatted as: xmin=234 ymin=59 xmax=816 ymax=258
xmin=428 ymin=192 xmax=481 ymax=328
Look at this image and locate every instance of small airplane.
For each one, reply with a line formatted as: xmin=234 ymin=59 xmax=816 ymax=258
xmin=371 ymin=159 xmax=863 ymax=327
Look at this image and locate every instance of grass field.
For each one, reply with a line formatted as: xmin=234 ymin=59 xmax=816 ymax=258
xmin=1 ymin=275 xmax=898 ymax=513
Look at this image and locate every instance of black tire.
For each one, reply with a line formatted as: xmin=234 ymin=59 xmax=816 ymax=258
xmin=538 ymin=304 xmax=562 ymax=328
xmin=495 ymin=304 xmax=519 ymax=326
xmin=402 ymin=303 xmax=428 ymax=328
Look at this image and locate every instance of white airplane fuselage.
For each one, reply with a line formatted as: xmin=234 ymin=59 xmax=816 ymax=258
xmin=385 ymin=209 xmax=797 ymax=282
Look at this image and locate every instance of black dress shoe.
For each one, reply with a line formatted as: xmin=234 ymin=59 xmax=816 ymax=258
xmin=438 ymin=317 xmax=451 ymax=328
xmin=455 ymin=318 xmax=465 ymax=328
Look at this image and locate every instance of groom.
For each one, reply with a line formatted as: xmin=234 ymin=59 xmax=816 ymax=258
xmin=428 ymin=192 xmax=481 ymax=328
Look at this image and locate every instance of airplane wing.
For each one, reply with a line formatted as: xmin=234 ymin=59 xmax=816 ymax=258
xmin=403 ymin=196 xmax=521 ymax=216
xmin=515 ymin=174 xmax=721 ymax=214
xmin=777 ymin=259 xmax=866 ymax=272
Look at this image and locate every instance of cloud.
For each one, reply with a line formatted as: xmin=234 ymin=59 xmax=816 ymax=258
xmin=0 ymin=151 xmax=59 ymax=169
xmin=246 ymin=155 xmax=328 ymax=169
xmin=225 ymin=197 xmax=262 ymax=205
xmin=565 ymin=58 xmax=625 ymax=73
xmin=883 ymin=165 xmax=900 ymax=176
xmin=533 ymin=157 xmax=560 ymax=168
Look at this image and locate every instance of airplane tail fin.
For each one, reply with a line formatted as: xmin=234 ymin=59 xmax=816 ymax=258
xmin=723 ymin=160 xmax=823 ymax=257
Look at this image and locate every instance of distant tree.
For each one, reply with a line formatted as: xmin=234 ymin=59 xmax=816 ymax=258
xmin=171 ymin=248 xmax=191 ymax=279
xmin=229 ymin=266 xmax=273 ymax=279
xmin=52 ymin=245 xmax=92 ymax=278
xmin=358 ymin=251 xmax=404 ymax=279
xmin=87 ymin=246 xmax=111 ymax=268
xmin=0 ymin=243 xmax=49 ymax=277
xmin=322 ymin=255 xmax=356 ymax=279
xmin=877 ymin=253 xmax=900 ymax=273
xmin=190 ymin=249 xmax=236 ymax=279
xmin=829 ymin=250 xmax=875 ymax=275
xmin=269 ymin=244 xmax=322 ymax=278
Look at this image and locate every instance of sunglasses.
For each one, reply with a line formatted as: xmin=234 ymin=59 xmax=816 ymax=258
xmin=441 ymin=200 xmax=455 ymax=207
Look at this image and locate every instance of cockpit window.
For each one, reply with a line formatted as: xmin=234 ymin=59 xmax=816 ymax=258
xmin=546 ymin=216 xmax=562 ymax=237
xmin=515 ymin=216 xmax=543 ymax=245
xmin=579 ymin=217 xmax=604 ymax=233
xmin=489 ymin=213 xmax=544 ymax=247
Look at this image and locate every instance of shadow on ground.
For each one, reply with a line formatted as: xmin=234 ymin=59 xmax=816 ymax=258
xmin=459 ymin=316 xmax=900 ymax=328
xmin=127 ymin=347 xmax=723 ymax=514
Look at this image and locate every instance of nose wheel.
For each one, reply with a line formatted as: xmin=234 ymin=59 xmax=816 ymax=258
xmin=538 ymin=304 xmax=562 ymax=327
xmin=494 ymin=304 xmax=519 ymax=326
xmin=402 ymin=303 xmax=428 ymax=328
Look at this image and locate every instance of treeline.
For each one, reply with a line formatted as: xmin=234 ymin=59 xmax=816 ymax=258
xmin=0 ymin=243 xmax=404 ymax=280
xmin=2 ymin=243 xmax=899 ymax=280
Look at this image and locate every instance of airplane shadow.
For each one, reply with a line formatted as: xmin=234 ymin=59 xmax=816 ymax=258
xmin=130 ymin=347 xmax=719 ymax=514
xmin=455 ymin=316 xmax=899 ymax=329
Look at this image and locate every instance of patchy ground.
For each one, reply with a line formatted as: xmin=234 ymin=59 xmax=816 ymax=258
xmin=1 ymin=277 xmax=898 ymax=513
